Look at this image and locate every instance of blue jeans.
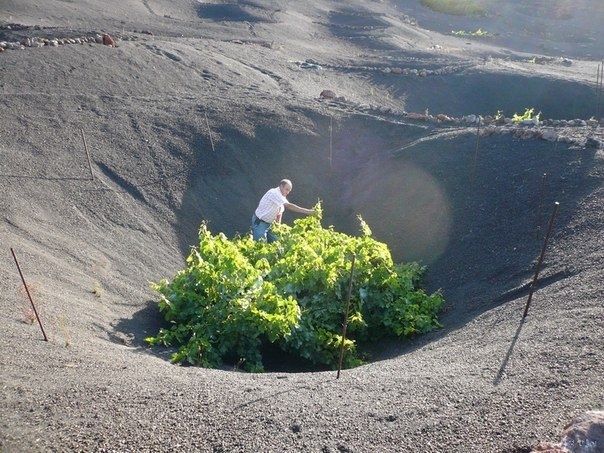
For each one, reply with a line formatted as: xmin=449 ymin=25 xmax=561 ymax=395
xmin=251 ymin=214 xmax=279 ymax=243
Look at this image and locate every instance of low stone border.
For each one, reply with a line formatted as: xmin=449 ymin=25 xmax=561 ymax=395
xmin=0 ymin=32 xmax=119 ymax=51
xmin=318 ymin=91 xmax=603 ymax=149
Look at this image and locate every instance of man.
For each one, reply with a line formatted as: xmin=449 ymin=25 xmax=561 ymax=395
xmin=251 ymin=179 xmax=315 ymax=242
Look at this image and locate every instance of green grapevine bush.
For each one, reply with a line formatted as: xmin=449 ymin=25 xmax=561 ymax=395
xmin=146 ymin=204 xmax=444 ymax=372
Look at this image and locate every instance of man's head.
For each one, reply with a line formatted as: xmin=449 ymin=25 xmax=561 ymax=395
xmin=279 ymin=179 xmax=292 ymax=196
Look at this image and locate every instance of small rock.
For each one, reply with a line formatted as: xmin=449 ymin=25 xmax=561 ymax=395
xmin=300 ymin=62 xmax=322 ymax=70
xmin=541 ymin=129 xmax=558 ymax=142
xmin=406 ymin=112 xmax=428 ymax=121
xmin=319 ymin=90 xmax=336 ymax=99
xmin=585 ymin=137 xmax=601 ymax=148
xmin=102 ymin=34 xmax=116 ymax=47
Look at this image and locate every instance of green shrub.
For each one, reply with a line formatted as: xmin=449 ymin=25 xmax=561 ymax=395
xmin=421 ymin=0 xmax=486 ymax=16
xmin=512 ymin=107 xmax=541 ymax=122
xmin=146 ymin=205 xmax=444 ymax=372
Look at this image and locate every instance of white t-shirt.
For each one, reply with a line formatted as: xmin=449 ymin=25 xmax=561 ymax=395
xmin=255 ymin=187 xmax=287 ymax=223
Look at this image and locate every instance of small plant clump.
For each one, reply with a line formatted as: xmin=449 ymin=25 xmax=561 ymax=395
xmin=91 ymin=281 xmax=103 ymax=298
xmin=421 ymin=0 xmax=486 ymax=16
xmin=146 ymin=205 xmax=444 ymax=372
xmin=512 ymin=107 xmax=541 ymax=123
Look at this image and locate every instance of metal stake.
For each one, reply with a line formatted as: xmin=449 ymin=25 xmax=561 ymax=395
xmin=10 ymin=248 xmax=48 ymax=341
xmin=536 ymin=173 xmax=547 ymax=239
xmin=205 ymin=113 xmax=215 ymax=152
xmin=523 ymin=202 xmax=559 ymax=318
xmin=337 ymin=254 xmax=356 ymax=379
xmin=329 ymin=116 xmax=333 ymax=170
xmin=80 ymin=128 xmax=94 ymax=181
xmin=596 ymin=62 xmax=603 ymax=120
xmin=470 ymin=118 xmax=481 ymax=186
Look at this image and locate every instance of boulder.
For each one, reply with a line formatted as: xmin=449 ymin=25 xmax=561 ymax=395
xmin=561 ymin=410 xmax=604 ymax=452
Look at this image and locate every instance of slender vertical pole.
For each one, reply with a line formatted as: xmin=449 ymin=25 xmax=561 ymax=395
xmin=596 ymin=63 xmax=602 ymax=120
xmin=595 ymin=63 xmax=600 ymax=120
xmin=337 ymin=254 xmax=356 ymax=379
xmin=204 ymin=113 xmax=215 ymax=152
xmin=470 ymin=117 xmax=481 ymax=186
xmin=523 ymin=202 xmax=559 ymax=318
xmin=80 ymin=128 xmax=94 ymax=181
xmin=329 ymin=116 xmax=333 ymax=171
xmin=10 ymin=248 xmax=48 ymax=341
xmin=601 ymin=62 xmax=604 ymax=118
xmin=536 ymin=173 xmax=547 ymax=239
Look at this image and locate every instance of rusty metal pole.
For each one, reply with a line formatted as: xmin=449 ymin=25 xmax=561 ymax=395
xmin=536 ymin=173 xmax=547 ymax=239
xmin=10 ymin=248 xmax=48 ymax=341
xmin=204 ymin=113 xmax=215 ymax=152
xmin=337 ymin=254 xmax=356 ymax=379
xmin=329 ymin=116 xmax=333 ymax=171
xmin=523 ymin=202 xmax=559 ymax=319
xmin=80 ymin=128 xmax=94 ymax=181
xmin=470 ymin=117 xmax=481 ymax=186
xmin=596 ymin=62 xmax=603 ymax=120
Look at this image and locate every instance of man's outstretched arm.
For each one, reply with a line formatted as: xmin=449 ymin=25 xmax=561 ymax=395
xmin=284 ymin=203 xmax=315 ymax=216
